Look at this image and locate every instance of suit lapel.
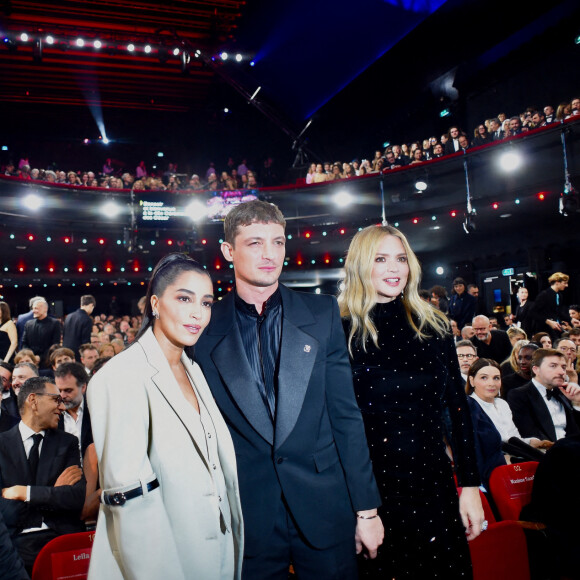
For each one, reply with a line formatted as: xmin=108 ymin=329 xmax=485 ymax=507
xmin=36 ymin=429 xmax=59 ymax=485
xmin=2 ymin=426 xmax=29 ymax=484
xmin=139 ymin=329 xmax=211 ymax=473
xmin=527 ymin=385 xmax=557 ymax=441
xmin=275 ymin=286 xmax=318 ymax=450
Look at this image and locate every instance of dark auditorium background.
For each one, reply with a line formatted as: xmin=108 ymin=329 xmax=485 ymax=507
xmin=1 ymin=0 xmax=580 ymax=317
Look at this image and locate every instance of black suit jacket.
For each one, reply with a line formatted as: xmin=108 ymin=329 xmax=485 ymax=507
xmin=0 ymin=425 xmax=85 ymax=535
xmin=16 ymin=312 xmax=33 ymax=351
xmin=507 ymin=381 xmax=580 ymax=442
xmin=195 ymin=285 xmax=380 ymax=556
xmin=62 ymin=309 xmax=92 ymax=359
xmin=0 ymin=402 xmax=20 ymax=434
xmin=530 ymin=287 xmax=569 ymax=336
xmin=57 ymin=400 xmax=93 ymax=457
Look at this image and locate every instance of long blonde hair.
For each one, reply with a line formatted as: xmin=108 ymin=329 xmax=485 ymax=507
xmin=338 ymin=225 xmax=449 ymax=354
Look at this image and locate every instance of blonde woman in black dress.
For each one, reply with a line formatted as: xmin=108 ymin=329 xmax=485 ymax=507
xmin=338 ymin=225 xmax=484 ymax=578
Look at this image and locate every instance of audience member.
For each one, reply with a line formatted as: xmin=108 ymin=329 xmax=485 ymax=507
xmin=530 ymin=272 xmax=570 ymax=339
xmin=456 ymin=340 xmax=478 ymax=386
xmin=501 ymin=342 xmax=539 ymax=398
xmin=470 ymin=315 xmax=512 ymax=364
xmin=63 ymin=295 xmax=96 ymax=359
xmin=448 ymin=277 xmax=477 ymax=330
xmin=11 ymin=362 xmax=38 ymax=397
xmin=21 ymin=300 xmax=61 ymax=369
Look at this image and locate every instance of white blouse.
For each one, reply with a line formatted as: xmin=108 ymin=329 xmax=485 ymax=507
xmin=470 ymin=393 xmax=534 ymax=445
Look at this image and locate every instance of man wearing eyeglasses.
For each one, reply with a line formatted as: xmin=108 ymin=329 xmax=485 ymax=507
xmin=0 ymin=363 xmax=19 ymax=433
xmin=456 ymin=340 xmax=479 ymax=386
xmin=0 ymin=377 xmax=85 ymax=574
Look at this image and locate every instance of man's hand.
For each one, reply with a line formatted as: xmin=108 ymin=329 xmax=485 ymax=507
xmin=2 ymin=485 xmax=27 ymax=501
xmin=355 ymin=510 xmax=384 ymax=559
xmin=546 ymin=319 xmax=562 ymax=332
xmin=54 ymin=465 xmax=83 ymax=487
xmin=559 ymin=382 xmax=580 ymax=404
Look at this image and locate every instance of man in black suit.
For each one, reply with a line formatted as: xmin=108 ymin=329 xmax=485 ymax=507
xmin=507 ymin=348 xmax=580 ymax=442
xmin=21 ymin=300 xmax=61 ymax=369
xmin=16 ymin=296 xmax=44 ymax=351
xmin=54 ymin=362 xmax=92 ymax=457
xmin=530 ymin=272 xmax=570 ymax=339
xmin=489 ymin=118 xmax=504 ymax=141
xmin=470 ymin=315 xmax=512 ymax=364
xmin=444 ymin=126 xmax=464 ymax=155
xmin=196 ymin=201 xmax=383 ymax=579
xmin=62 ymin=295 xmax=95 ymax=360
xmin=0 ymin=363 xmax=19 ymax=433
xmin=0 ymin=377 xmax=85 ymax=573
xmin=513 ymin=286 xmax=534 ymax=336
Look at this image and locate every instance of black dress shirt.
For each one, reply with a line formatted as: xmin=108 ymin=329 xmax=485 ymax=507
xmin=235 ymin=289 xmax=282 ymax=419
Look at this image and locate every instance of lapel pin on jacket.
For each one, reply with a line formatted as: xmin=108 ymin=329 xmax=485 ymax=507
xmin=304 ymin=345 xmax=311 ymax=353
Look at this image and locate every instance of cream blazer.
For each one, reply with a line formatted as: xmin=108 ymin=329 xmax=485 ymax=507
xmin=86 ymin=328 xmax=243 ymax=580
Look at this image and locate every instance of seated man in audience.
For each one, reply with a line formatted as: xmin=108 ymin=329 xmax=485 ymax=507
xmin=544 ymin=105 xmax=556 ymax=124
xmin=0 ymin=377 xmax=85 ymax=573
xmin=470 ymin=315 xmax=512 ymax=364
xmin=0 ymin=363 xmax=19 ymax=433
xmin=508 ymin=116 xmax=523 ymax=136
xmin=49 ymin=348 xmax=74 ymax=371
xmin=431 ymin=142 xmax=444 ymax=158
xmin=461 ymin=325 xmax=475 ymax=340
xmin=554 ymin=338 xmax=578 ymax=383
xmin=489 ymin=118 xmax=504 ymax=140
xmin=444 ymin=126 xmax=462 ymax=154
xmin=564 ymin=328 xmax=580 ymax=348
xmin=530 ymin=110 xmax=546 ymax=129
xmin=507 ymin=348 xmax=580 ymax=442
xmin=54 ymin=363 xmax=92 ymax=457
xmin=391 ymin=144 xmax=408 ymax=165
xmin=11 ymin=363 xmax=38 ymax=397
xmin=456 ymin=340 xmax=478 ymax=386
xmin=501 ymin=343 xmax=539 ymax=398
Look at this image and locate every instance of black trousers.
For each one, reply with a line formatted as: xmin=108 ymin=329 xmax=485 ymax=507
xmin=14 ymin=529 xmax=58 ymax=576
xmin=242 ymin=497 xmax=358 ymax=580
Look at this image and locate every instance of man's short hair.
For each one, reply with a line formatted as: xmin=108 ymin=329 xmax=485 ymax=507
xmin=79 ymin=343 xmax=98 ymax=355
xmin=28 ymin=295 xmax=45 ymax=309
xmin=18 ymin=377 xmax=53 ymax=411
xmin=0 ymin=361 xmax=13 ymax=374
xmin=54 ymin=362 xmax=89 ymax=387
xmin=548 ymin=272 xmax=569 ymax=284
xmin=467 ymin=284 xmax=478 ymax=291
xmin=80 ymin=295 xmax=96 ymax=307
xmin=564 ymin=328 xmax=580 ymax=338
xmin=224 ymin=200 xmax=286 ymax=245
xmin=531 ymin=348 xmax=565 ymax=371
xmin=14 ymin=362 xmax=39 ymax=375
xmin=50 ymin=347 xmax=75 ymax=367
xmin=570 ymin=304 xmax=580 ymax=312
xmin=456 ymin=340 xmax=477 ymax=353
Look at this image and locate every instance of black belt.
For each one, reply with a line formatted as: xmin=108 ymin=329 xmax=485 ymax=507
xmin=102 ymin=479 xmax=159 ymax=506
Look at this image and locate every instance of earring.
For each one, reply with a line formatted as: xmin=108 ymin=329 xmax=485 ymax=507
xmin=152 ymin=310 xmax=159 ymax=320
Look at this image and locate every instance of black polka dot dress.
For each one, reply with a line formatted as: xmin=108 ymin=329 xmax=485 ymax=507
xmin=344 ymin=299 xmax=480 ymax=579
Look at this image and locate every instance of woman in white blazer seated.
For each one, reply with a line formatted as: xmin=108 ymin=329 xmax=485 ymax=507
xmin=87 ymin=253 xmax=243 ymax=580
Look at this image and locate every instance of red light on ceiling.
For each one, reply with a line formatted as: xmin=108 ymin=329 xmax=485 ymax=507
xmin=304 ymin=232 xmax=311 ymax=239
xmin=167 ymin=240 xmax=173 ymax=246
xmin=492 ymin=202 xmax=499 ymax=209
xmin=412 ymin=218 xmax=419 ymax=224
xmin=297 ymin=260 xmax=302 ymax=265
xmin=78 ymin=266 xmax=83 ymax=272
xmin=106 ymin=267 xmax=112 ymax=273
xmin=64 ymin=237 xmax=71 ymax=243
xmin=86 ymin=283 xmax=90 ymax=287
xmin=339 ymin=228 xmax=346 ymax=235
xmin=450 ymin=211 xmax=457 ymax=217
xmin=537 ymin=192 xmax=546 ymax=201
xmin=201 ymin=239 xmax=207 ymax=245
xmin=19 ymin=266 xmax=24 ymax=272
xmin=98 ymin=238 xmax=105 ymax=245
xmin=27 ymin=234 xmax=34 ymax=241
xmin=49 ymin=267 xmax=54 ymax=273
xmin=134 ymin=266 xmax=139 ymax=272
xmin=324 ymin=254 xmax=331 ymax=264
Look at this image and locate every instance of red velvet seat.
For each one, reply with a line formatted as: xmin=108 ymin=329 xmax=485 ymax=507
xmin=488 ymin=462 xmax=539 ymax=521
xmin=31 ymin=531 xmax=94 ymax=580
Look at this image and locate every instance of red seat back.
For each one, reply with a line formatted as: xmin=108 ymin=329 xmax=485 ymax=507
xmin=469 ymin=520 xmax=530 ymax=580
xmin=488 ymin=462 xmax=539 ymax=520
xmin=31 ymin=531 xmax=94 ymax=580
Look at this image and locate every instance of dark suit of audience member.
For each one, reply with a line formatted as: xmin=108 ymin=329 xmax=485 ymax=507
xmin=522 ymin=435 xmax=580 ymax=580
xmin=466 ymin=397 xmax=506 ymax=489
xmin=0 ymin=511 xmax=28 ymax=580
xmin=448 ymin=291 xmax=477 ymax=330
xmin=530 ymin=282 xmax=569 ymax=339
xmin=0 ymin=400 xmax=20 ymax=433
xmin=62 ymin=309 xmax=92 ymax=360
xmin=470 ymin=330 xmax=512 ymax=365
xmin=21 ymin=318 xmax=61 ymax=369
xmin=514 ymin=300 xmax=534 ymax=336
xmin=507 ymin=381 xmax=580 ymax=442
xmin=1 ymin=388 xmax=20 ymax=426
xmin=16 ymin=312 xmax=34 ymax=351
xmin=501 ymin=372 xmax=529 ymax=399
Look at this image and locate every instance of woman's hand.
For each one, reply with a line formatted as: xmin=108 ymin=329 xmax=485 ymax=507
xmin=459 ymin=486 xmax=485 ymax=541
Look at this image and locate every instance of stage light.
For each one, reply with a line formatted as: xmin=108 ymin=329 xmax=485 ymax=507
xmin=9 ymin=234 xmax=14 ymax=239
xmin=450 ymin=210 xmax=457 ymax=217
xmin=436 ymin=266 xmax=444 ymax=275
xmin=46 ymin=35 xmax=54 ymax=45
xmin=383 ymin=141 xmax=390 ymax=148
xmin=76 ymin=38 xmax=84 ymax=47
xmin=102 ymin=137 xmax=110 ymax=144
xmin=415 ymin=181 xmax=428 ymax=191
xmin=195 ymin=49 xmax=201 ymax=58
xmin=101 ymin=200 xmax=120 ymax=217
xmin=157 ymin=152 xmax=164 ymax=157
xmin=173 ymin=47 xmax=180 ymax=56
xmin=144 ymin=44 xmax=152 ymax=54
xmin=431 ymin=215 xmax=437 ymax=221
xmin=412 ymin=218 xmax=419 ymax=224
xmin=224 ymin=108 xmax=229 ymax=113
xmin=185 ymin=200 xmax=207 ymax=221
xmin=1 ymin=146 xmax=7 ymax=151
xmin=27 ymin=234 xmax=34 ymax=241
xmin=98 ymin=238 xmax=105 ymax=245
xmin=167 ymin=240 xmax=173 ymax=246
xmin=492 ymin=202 xmax=499 ymax=209
xmin=304 ymin=232 xmax=311 ymax=239
xmin=499 ymin=151 xmax=521 ymax=171
xmin=339 ymin=228 xmax=346 ymax=235
xmin=220 ymin=52 xmax=228 ymax=60
xmin=201 ymin=239 xmax=207 ymax=245
xmin=22 ymin=193 xmax=43 ymax=210
xmin=82 ymin=238 xmax=87 ymax=244
xmin=93 ymin=39 xmax=102 ymax=49
xmin=333 ymin=190 xmax=353 ymax=208
xmin=537 ymin=192 xmax=546 ymax=201
xmin=235 ymin=53 xmax=242 ymax=62
xmin=515 ymin=198 xmax=520 ymax=204
xmin=127 ymin=43 xmax=135 ymax=52
xmin=250 ymin=60 xmax=255 ymax=66
xmin=3 ymin=37 xmax=17 ymax=51
xmin=20 ymin=33 xmax=29 ymax=42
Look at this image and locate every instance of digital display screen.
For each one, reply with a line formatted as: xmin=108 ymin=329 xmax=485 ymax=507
xmin=136 ymin=190 xmax=259 ymax=226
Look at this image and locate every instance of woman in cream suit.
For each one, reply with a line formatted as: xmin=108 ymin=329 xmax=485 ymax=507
xmin=87 ymin=254 xmax=243 ymax=580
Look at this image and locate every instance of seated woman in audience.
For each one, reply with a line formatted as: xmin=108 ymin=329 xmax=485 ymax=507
xmin=532 ymin=331 xmax=552 ymax=348
xmin=500 ymin=338 xmax=529 ymax=377
xmin=312 ymin=163 xmax=327 ymax=183
xmin=14 ymin=349 xmax=39 ymax=366
xmin=401 ymin=143 xmax=410 ymax=158
xmin=507 ymin=326 xmax=527 ymax=346
xmin=0 ymin=302 xmax=17 ymax=363
xmin=473 ymin=124 xmax=492 ymax=146
xmin=556 ymin=102 xmax=571 ymax=121
xmin=466 ymin=358 xmax=550 ymax=472
xmin=410 ymin=148 xmax=424 ymax=164
xmin=329 ymin=163 xmax=343 ymax=180
xmin=305 ymin=163 xmax=316 ymax=184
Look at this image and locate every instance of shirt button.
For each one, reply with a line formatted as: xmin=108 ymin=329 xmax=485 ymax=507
xmin=276 ymin=457 xmax=283 ymax=464
xmin=213 ymin=464 xmax=217 ymax=470
xmin=219 ymin=496 xmax=222 ymax=502
xmin=208 ymin=433 xmax=212 ymax=438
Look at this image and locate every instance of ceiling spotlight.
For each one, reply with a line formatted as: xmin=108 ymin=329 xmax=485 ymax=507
xmin=185 ymin=200 xmax=208 ymax=222
xmin=333 ymin=190 xmax=354 ymax=208
xmin=172 ymin=47 xmax=180 ymax=56
xmin=144 ymin=44 xmax=152 ymax=54
xmin=102 ymin=137 xmax=110 ymax=144
xmin=101 ymin=200 xmax=120 ymax=218
xmin=463 ymin=212 xmax=476 ymax=234
xmin=235 ymin=53 xmax=242 ymax=62
xmin=3 ymin=37 xmax=17 ymax=51
xmin=224 ymin=107 xmax=229 ymax=113
xmin=93 ymin=39 xmax=102 ymax=49
xmin=45 ymin=35 xmax=54 ymax=45
xmin=415 ymin=181 xmax=428 ymax=191
xmin=195 ymin=49 xmax=201 ymax=57
xmin=20 ymin=33 xmax=29 ymax=42
xmin=76 ymin=38 xmax=84 ymax=47
xmin=127 ymin=43 xmax=135 ymax=52
xmin=220 ymin=52 xmax=228 ymax=61
xmin=499 ymin=151 xmax=521 ymax=171
xmin=250 ymin=60 xmax=255 ymax=67
xmin=436 ymin=266 xmax=444 ymax=275
xmin=22 ymin=194 xmax=43 ymax=211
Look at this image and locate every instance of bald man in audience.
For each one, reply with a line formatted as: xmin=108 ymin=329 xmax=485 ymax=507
xmin=461 ymin=325 xmax=475 ymax=340
xmin=470 ymin=315 xmax=512 ymax=364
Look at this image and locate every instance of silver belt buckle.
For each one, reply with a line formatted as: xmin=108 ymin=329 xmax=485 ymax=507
xmin=110 ymin=492 xmax=127 ymax=506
